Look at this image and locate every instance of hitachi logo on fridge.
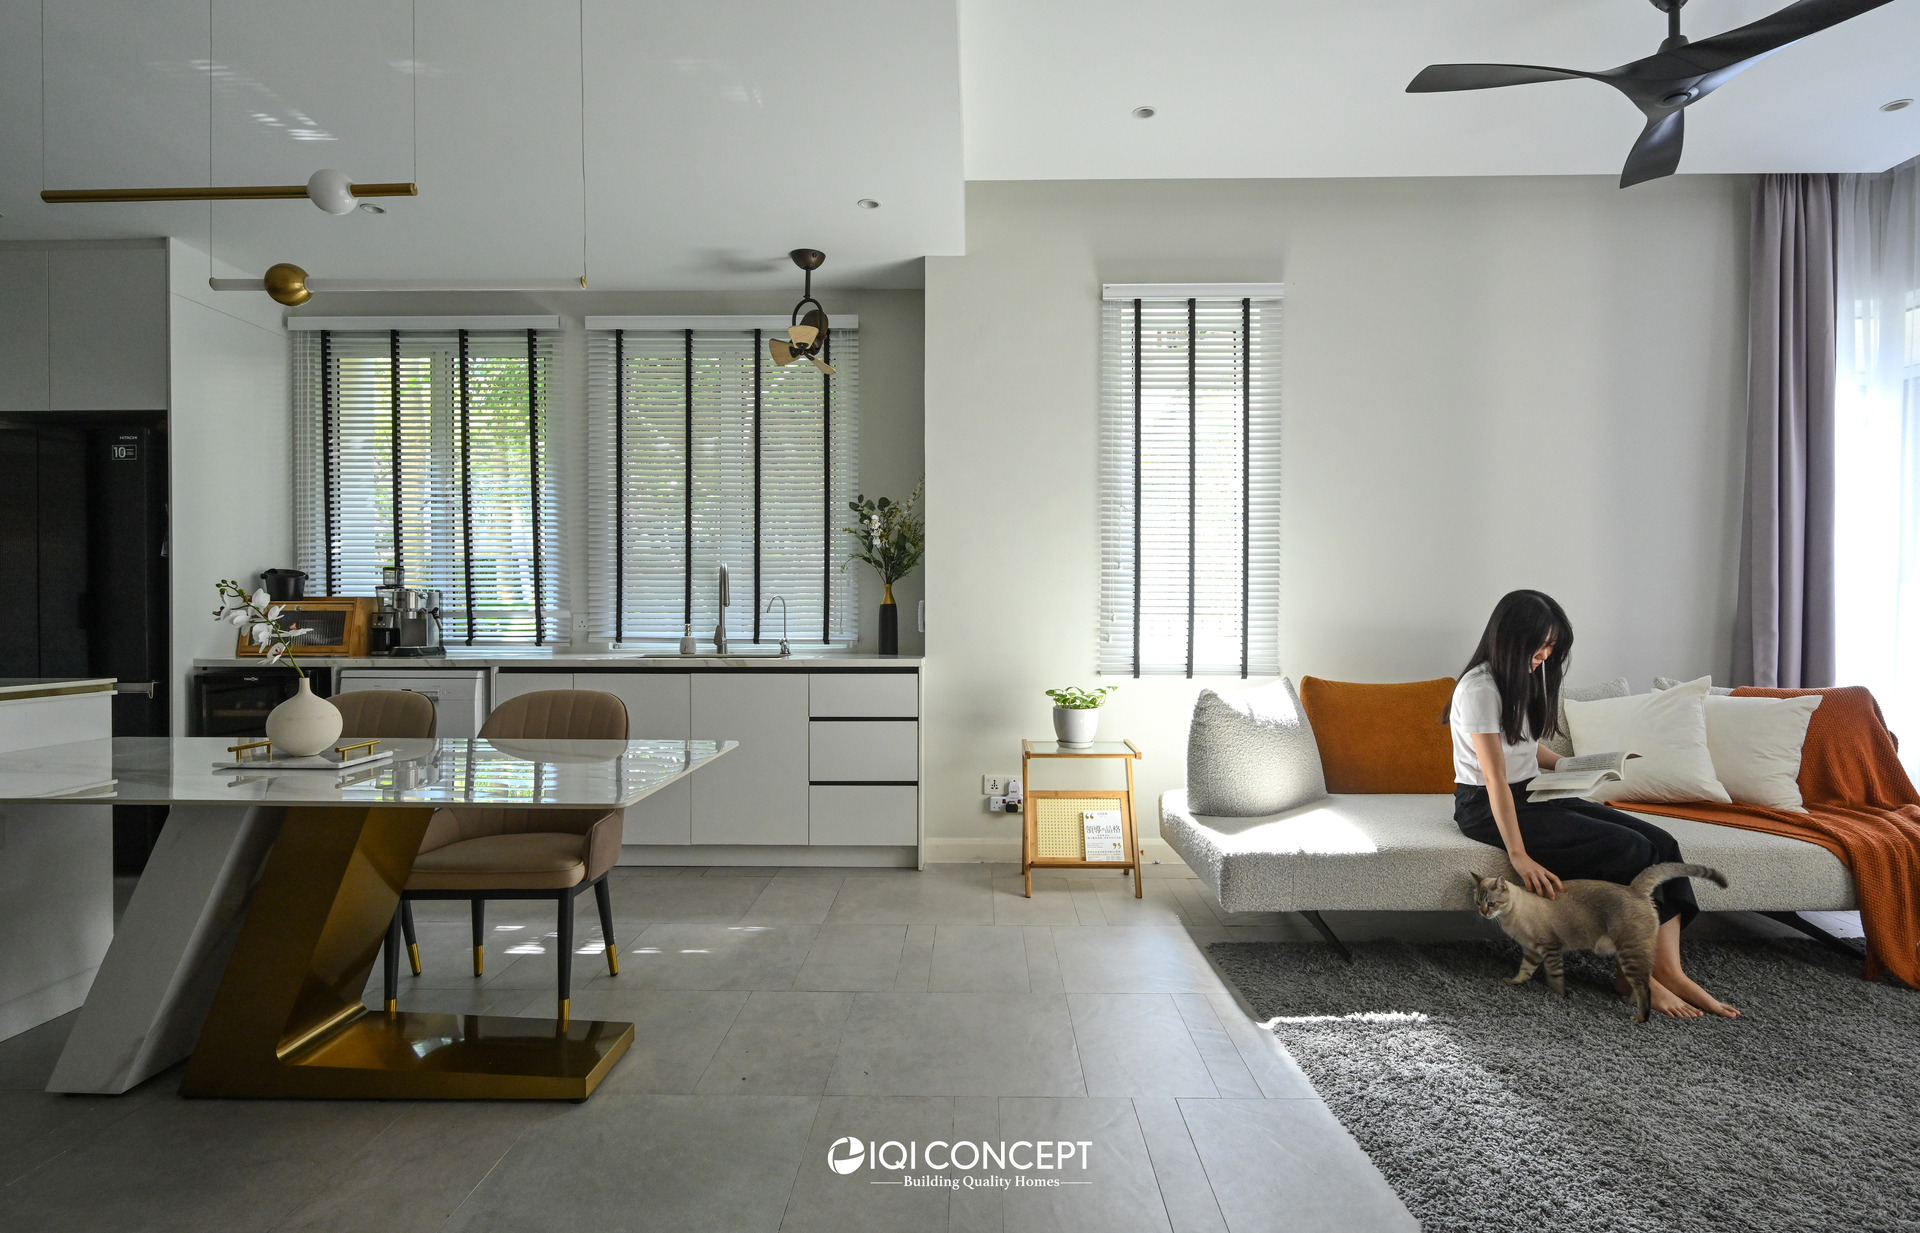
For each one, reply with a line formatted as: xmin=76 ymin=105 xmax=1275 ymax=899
xmin=826 ymin=1136 xmax=1095 ymax=1185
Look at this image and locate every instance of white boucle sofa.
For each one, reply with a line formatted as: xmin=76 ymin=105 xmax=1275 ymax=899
xmin=1160 ymin=788 xmax=1857 ymax=951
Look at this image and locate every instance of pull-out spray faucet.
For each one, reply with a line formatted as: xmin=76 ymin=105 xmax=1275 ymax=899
xmin=765 ymin=596 xmax=791 ymax=657
xmin=713 ymin=564 xmax=731 ymax=655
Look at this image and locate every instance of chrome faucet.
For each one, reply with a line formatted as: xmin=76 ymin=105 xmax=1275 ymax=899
xmin=713 ymin=564 xmax=731 ymax=655
xmin=764 ymin=595 xmax=792 ymax=657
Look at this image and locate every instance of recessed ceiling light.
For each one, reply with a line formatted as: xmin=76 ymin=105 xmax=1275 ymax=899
xmin=857 ymin=198 xmax=879 ymax=209
xmin=1132 ymin=106 xmax=1156 ymax=119
xmin=1883 ymin=98 xmax=1914 ymax=111
xmin=357 ymin=201 xmax=386 ymax=214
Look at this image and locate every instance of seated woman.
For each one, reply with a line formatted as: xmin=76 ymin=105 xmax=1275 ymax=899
xmin=1447 ymin=589 xmax=1738 ymax=1019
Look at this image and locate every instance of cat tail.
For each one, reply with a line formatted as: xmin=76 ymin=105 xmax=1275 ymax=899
xmin=1629 ymin=862 xmax=1728 ymax=898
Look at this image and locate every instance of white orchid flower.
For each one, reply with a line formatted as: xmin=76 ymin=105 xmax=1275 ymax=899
xmin=251 ymin=588 xmax=271 ymax=608
xmin=263 ymin=644 xmax=284 ymax=665
xmin=229 ymin=609 xmax=250 ymax=627
xmin=267 ymin=605 xmax=284 ymax=620
xmin=251 ymin=622 xmax=278 ymax=646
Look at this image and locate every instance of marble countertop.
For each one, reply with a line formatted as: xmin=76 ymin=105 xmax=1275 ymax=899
xmin=0 ymin=737 xmax=736 ymax=808
xmin=0 ymin=678 xmax=116 ymax=698
xmin=192 ymin=651 xmax=923 ymax=670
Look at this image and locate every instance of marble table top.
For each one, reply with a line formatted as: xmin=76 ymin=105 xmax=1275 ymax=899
xmin=0 ymin=737 xmax=735 ymax=809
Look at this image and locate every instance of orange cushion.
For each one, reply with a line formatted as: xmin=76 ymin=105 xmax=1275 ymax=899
xmin=1298 ymin=676 xmax=1457 ymax=794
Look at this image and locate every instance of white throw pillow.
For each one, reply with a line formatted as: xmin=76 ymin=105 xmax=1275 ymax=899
xmin=1185 ymin=678 xmax=1328 ymax=817
xmin=1543 ymin=677 xmax=1631 ymax=759
xmin=1702 ymin=694 xmax=1820 ymax=812
xmin=1653 ymin=675 xmax=1735 ymax=696
xmin=1563 ymin=676 xmax=1730 ymax=804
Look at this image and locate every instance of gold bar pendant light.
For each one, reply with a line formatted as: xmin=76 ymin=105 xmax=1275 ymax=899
xmin=40 ymin=181 xmax=417 ymax=204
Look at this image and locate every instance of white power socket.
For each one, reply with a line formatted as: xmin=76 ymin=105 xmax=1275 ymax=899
xmin=982 ymin=774 xmax=1011 ymax=795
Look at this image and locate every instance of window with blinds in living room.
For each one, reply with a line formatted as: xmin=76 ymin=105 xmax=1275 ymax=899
xmin=1099 ymin=287 xmax=1282 ymax=678
xmin=583 ymin=320 xmax=859 ymax=648
xmin=290 ymin=324 xmax=565 ymax=644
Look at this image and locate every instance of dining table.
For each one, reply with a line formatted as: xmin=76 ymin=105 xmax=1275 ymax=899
xmin=5 ymin=735 xmax=734 ymax=1101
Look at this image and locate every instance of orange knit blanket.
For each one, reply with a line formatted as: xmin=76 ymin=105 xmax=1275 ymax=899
xmin=1621 ymin=686 xmax=1920 ymax=987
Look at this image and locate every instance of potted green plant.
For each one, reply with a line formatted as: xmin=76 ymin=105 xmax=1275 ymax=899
xmin=1046 ymin=685 xmax=1116 ymax=749
xmin=843 ymin=482 xmax=925 ymax=655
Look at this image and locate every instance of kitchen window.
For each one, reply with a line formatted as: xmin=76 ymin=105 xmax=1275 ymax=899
xmin=291 ymin=323 xmax=565 ymax=645
xmin=584 ymin=319 xmax=859 ymax=647
xmin=1099 ymin=287 xmax=1282 ymax=678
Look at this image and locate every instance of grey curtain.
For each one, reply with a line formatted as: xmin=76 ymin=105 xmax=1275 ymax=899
xmin=1733 ymin=174 xmax=1838 ymax=688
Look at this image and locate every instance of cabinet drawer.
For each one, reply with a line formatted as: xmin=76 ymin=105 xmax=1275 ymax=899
xmin=809 ymin=720 xmax=918 ymax=782
xmin=809 ymin=785 xmax=917 ymax=845
xmin=809 ymin=673 xmax=918 ymax=717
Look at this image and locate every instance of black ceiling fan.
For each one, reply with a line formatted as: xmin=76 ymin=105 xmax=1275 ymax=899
xmin=1406 ymin=0 xmax=1899 ymax=187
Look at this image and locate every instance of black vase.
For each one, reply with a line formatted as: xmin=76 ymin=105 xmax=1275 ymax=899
xmin=878 ymin=583 xmax=899 ymax=655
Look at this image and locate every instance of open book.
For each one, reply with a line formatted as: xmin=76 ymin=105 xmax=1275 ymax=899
xmin=1525 ymin=751 xmax=1639 ymax=803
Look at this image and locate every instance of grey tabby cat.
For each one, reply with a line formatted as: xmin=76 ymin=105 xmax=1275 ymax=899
xmin=1470 ymin=863 xmax=1728 ymax=1023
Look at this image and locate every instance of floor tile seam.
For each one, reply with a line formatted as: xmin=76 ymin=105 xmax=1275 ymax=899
xmin=1128 ymin=1097 xmax=1193 ymax=1233
xmin=429 ymin=1109 xmax=553 ymax=1233
xmin=1166 ymin=1095 xmax=1238 ymax=1230
xmin=0 ymin=1085 xmax=179 ymax=1193
xmin=774 ymin=1097 xmax=839 ymax=1232
xmin=685 ymin=989 xmax=758 ymax=1091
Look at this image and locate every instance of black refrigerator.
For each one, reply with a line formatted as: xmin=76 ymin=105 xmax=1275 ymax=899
xmin=0 ymin=417 xmax=170 ymax=870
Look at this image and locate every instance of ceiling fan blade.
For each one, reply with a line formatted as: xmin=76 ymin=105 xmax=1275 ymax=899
xmin=769 ymin=338 xmax=795 ymax=366
xmin=1406 ymin=62 xmax=1590 ymax=93
xmin=809 ymin=356 xmax=836 ymax=376
xmin=1620 ymin=109 xmax=1685 ymax=189
xmin=1671 ymin=0 xmax=1896 ymax=74
xmin=788 ymin=324 xmax=819 ymax=346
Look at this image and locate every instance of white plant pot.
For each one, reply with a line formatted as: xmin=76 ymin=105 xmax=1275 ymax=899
xmin=266 ymin=676 xmax=343 ymax=758
xmin=1052 ymin=706 xmax=1100 ymax=749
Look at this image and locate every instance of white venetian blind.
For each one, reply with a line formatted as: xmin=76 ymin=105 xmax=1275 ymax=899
xmin=584 ymin=326 xmax=859 ymax=646
xmin=291 ymin=328 xmax=564 ymax=643
xmin=1099 ymin=291 xmax=1282 ymax=677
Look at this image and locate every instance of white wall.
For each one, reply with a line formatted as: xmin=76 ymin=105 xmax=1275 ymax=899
xmin=922 ymin=175 xmax=1752 ymax=860
xmin=167 ymin=240 xmax=291 ymax=734
xmin=285 ymin=288 xmax=927 ymax=657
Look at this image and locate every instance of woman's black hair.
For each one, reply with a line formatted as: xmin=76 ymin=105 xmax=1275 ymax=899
xmin=1443 ymin=589 xmax=1573 ymax=745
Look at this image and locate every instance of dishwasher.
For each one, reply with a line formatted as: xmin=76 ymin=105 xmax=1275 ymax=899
xmin=335 ymin=669 xmax=489 ymax=738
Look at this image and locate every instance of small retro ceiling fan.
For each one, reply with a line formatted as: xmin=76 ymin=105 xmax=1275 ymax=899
xmin=770 ymin=249 xmax=836 ymax=376
xmin=1406 ymin=0 xmax=1899 ymax=187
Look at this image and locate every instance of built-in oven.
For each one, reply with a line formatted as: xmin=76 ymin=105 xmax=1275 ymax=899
xmin=190 ymin=666 xmax=334 ymax=737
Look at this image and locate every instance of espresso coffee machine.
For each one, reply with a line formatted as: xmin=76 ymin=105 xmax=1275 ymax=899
xmin=372 ymin=567 xmax=446 ymax=657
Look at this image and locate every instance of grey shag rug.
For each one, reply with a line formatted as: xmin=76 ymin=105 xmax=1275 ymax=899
xmin=1208 ymin=938 xmax=1920 ymax=1233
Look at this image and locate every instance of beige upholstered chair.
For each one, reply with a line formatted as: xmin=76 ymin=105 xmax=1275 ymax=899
xmin=334 ymin=688 xmax=438 ymax=740
xmin=384 ymin=690 xmax=629 ymax=1025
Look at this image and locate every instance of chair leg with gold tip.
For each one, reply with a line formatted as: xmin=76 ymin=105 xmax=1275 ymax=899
xmin=400 ymin=899 xmax=421 ymax=976
xmin=593 ymin=876 xmax=619 ymax=976
xmin=471 ymin=897 xmax=485 ymax=977
xmin=556 ymin=889 xmax=575 ymax=1027
xmin=383 ymin=906 xmax=402 ymax=1013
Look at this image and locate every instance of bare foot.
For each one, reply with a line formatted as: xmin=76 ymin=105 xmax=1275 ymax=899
xmin=1648 ymin=978 xmax=1703 ymax=1018
xmin=1655 ymin=968 xmax=1741 ymax=1019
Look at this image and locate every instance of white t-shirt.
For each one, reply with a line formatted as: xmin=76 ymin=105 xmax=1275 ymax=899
xmin=1450 ymin=664 xmax=1541 ymax=786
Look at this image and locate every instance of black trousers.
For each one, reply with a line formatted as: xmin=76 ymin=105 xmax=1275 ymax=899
xmin=1454 ymin=783 xmax=1699 ymax=928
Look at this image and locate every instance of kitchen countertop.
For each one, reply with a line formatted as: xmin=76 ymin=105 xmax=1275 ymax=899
xmin=191 ymin=651 xmax=923 ymax=670
xmin=0 ymin=677 xmax=116 ymax=699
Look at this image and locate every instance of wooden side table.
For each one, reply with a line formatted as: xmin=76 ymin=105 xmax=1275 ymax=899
xmin=1020 ymin=738 xmax=1144 ymax=898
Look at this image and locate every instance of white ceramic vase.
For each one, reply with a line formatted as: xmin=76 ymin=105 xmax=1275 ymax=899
xmin=1052 ymin=705 xmax=1100 ymax=749
xmin=266 ymin=676 xmax=343 ymax=758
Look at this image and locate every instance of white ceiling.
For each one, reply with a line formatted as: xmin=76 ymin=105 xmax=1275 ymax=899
xmin=0 ymin=1 xmax=1914 ymax=290
xmin=962 ymin=0 xmax=1920 ymax=180
xmin=0 ymin=0 xmax=964 ymax=289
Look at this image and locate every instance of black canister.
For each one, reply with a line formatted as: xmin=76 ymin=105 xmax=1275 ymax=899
xmin=261 ymin=568 xmax=308 ymax=601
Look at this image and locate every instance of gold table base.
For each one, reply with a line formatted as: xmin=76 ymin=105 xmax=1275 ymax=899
xmin=180 ymin=805 xmax=632 ymax=1100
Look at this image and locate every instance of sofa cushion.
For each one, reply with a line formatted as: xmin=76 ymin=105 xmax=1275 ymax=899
xmin=1565 ymin=676 xmax=1731 ymax=804
xmin=1541 ymin=677 xmax=1632 ymax=759
xmin=1159 ymin=788 xmax=1855 ymax=915
xmin=406 ymin=832 xmax=588 ymax=891
xmin=1186 ymin=679 xmax=1327 ymax=817
xmin=1298 ymin=676 xmax=1455 ymax=793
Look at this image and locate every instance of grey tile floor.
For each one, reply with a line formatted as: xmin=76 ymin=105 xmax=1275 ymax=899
xmin=0 ymin=862 xmax=1809 ymax=1232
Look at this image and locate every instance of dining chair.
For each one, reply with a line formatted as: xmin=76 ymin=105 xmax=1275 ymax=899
xmin=335 ymin=689 xmax=438 ymax=976
xmin=384 ymin=689 xmax=628 ymax=1026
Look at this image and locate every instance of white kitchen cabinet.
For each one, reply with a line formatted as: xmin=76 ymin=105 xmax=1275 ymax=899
xmin=809 ymin=785 xmax=918 ymax=846
xmin=48 ymin=248 xmax=169 ymax=410
xmin=809 ymin=672 xmax=918 ymax=717
xmin=0 ymin=251 xmax=50 ymax=411
xmin=809 ymin=720 xmax=919 ymax=782
xmin=576 ymin=672 xmax=692 ymax=845
xmin=691 ymin=673 xmax=808 ymax=845
xmin=494 ymin=670 xmax=570 ymax=704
